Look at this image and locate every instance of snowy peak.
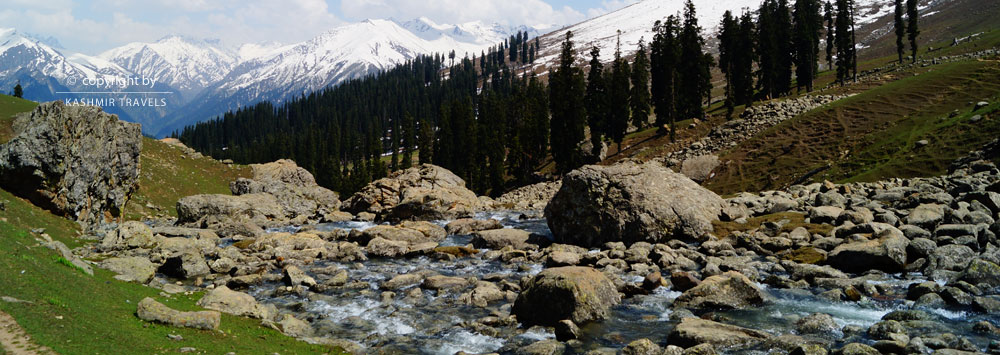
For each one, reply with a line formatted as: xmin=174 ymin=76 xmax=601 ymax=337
xmin=396 ymin=17 xmax=542 ymax=56
xmin=99 ymin=35 xmax=238 ymax=93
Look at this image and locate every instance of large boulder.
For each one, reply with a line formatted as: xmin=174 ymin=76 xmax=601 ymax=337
xmin=344 ymin=164 xmax=480 ymax=221
xmin=176 ymin=193 xmax=285 ymax=228
xmin=680 ymin=155 xmax=720 ymax=183
xmin=229 ymin=159 xmax=341 ymax=219
xmin=673 ymin=271 xmax=768 ymax=310
xmin=471 ymin=228 xmax=534 ymax=250
xmin=545 ymin=162 xmax=725 ymax=247
xmin=100 ymin=221 xmax=157 ymax=251
xmin=137 ymin=297 xmax=219 ymax=330
xmin=0 ymin=102 xmax=141 ymax=226
xmin=512 ymin=266 xmax=621 ymax=326
xmin=828 ymin=226 xmax=909 ymax=273
xmin=668 ymin=317 xmax=771 ymax=349
xmin=196 ymin=286 xmax=272 ymax=319
xmin=101 ymin=256 xmax=158 ymax=283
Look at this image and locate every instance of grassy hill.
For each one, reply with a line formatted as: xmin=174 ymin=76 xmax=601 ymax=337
xmin=706 ymin=56 xmax=1000 ymax=194
xmin=0 ymin=95 xmax=341 ymax=354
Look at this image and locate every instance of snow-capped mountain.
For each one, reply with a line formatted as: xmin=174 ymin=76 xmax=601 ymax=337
xmin=99 ymin=36 xmax=238 ymax=98
xmin=156 ymin=18 xmax=538 ymax=136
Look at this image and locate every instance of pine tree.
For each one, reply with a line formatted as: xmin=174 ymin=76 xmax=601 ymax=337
xmin=401 ymin=112 xmax=414 ymax=169
xmin=629 ymin=38 xmax=651 ymax=130
xmin=390 ymin=117 xmax=399 ymax=171
xmin=549 ymin=31 xmax=588 ymax=174
xmin=650 ymin=16 xmax=680 ymax=140
xmin=775 ymin=0 xmax=794 ymax=96
xmin=906 ymin=0 xmax=919 ymax=63
xmin=677 ymin=0 xmax=712 ymax=122
xmin=718 ymin=11 xmax=739 ymax=118
xmin=418 ymin=117 xmax=433 ymax=164
xmin=834 ymin=0 xmax=854 ymax=85
xmin=585 ymin=46 xmax=609 ymax=158
xmin=793 ymin=0 xmax=823 ymax=92
xmin=825 ymin=1 xmax=834 ymax=69
xmin=894 ymin=0 xmax=906 ymax=63
xmin=13 ymin=81 xmax=22 ymax=98
xmin=609 ymin=31 xmax=631 ymax=152
xmin=735 ymin=12 xmax=757 ymax=107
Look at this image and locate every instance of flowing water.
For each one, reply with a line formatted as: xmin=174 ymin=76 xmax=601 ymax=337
xmin=249 ymin=212 xmax=999 ymax=354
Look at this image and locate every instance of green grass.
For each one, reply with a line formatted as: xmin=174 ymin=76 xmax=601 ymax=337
xmin=0 ymin=94 xmax=38 ymax=144
xmin=125 ymin=138 xmax=251 ymax=220
xmin=1 ymin=96 xmax=342 ymax=354
xmin=707 ymin=58 xmax=1000 ymax=195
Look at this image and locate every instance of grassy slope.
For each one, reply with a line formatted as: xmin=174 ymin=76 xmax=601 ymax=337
xmin=707 ymin=57 xmax=1000 ymax=194
xmin=125 ymin=138 xmax=251 ymax=220
xmin=0 ymin=97 xmax=339 ymax=354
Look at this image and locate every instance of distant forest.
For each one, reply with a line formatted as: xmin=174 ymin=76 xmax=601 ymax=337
xmin=177 ymin=0 xmax=874 ymax=197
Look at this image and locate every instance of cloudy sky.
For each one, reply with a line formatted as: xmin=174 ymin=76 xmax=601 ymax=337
xmin=0 ymin=0 xmax=640 ymax=54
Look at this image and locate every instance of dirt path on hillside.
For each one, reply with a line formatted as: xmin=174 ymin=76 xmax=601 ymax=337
xmin=0 ymin=310 xmax=55 ymax=355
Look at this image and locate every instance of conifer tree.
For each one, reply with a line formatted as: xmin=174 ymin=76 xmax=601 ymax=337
xmin=793 ymin=0 xmax=823 ymax=92
xmin=775 ymin=0 xmax=794 ymax=96
xmin=401 ymin=112 xmax=414 ymax=169
xmin=630 ymin=38 xmax=651 ymax=130
xmin=650 ymin=16 xmax=680 ymax=140
xmin=735 ymin=12 xmax=756 ymax=107
xmin=585 ymin=46 xmax=609 ymax=158
xmin=677 ymin=0 xmax=712 ymax=122
xmin=906 ymin=0 xmax=919 ymax=63
xmin=549 ymin=31 xmax=588 ymax=174
xmin=13 ymin=81 xmax=22 ymax=98
xmin=825 ymin=1 xmax=834 ymax=69
xmin=894 ymin=0 xmax=906 ymax=63
xmin=609 ymin=32 xmax=631 ymax=152
xmin=719 ymin=11 xmax=739 ymax=117
xmin=418 ymin=117 xmax=433 ymax=164
xmin=834 ymin=0 xmax=854 ymax=85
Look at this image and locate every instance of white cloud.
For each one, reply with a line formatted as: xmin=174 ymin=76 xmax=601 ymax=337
xmin=340 ymin=0 xmax=586 ymax=28
xmin=0 ymin=0 xmax=343 ymax=53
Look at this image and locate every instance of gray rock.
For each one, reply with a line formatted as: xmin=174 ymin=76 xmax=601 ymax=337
xmin=907 ymin=204 xmax=945 ymax=228
xmin=282 ymin=265 xmax=317 ymax=288
xmin=929 ymin=244 xmax=976 ymax=271
xmin=545 ymin=162 xmax=725 ymax=247
xmin=832 ymin=343 xmax=879 ymax=355
xmin=809 ymin=206 xmax=844 ymax=224
xmin=680 ymin=155 xmax=720 ymax=183
xmin=176 ymin=193 xmax=286 ymax=228
xmin=517 ymin=339 xmax=566 ymax=355
xmin=472 ymin=228 xmax=534 ymax=250
xmin=0 ymin=101 xmax=141 ymax=227
xmin=158 ymin=252 xmax=210 ymax=279
xmin=622 ymin=338 xmax=662 ymax=355
xmin=100 ymin=221 xmax=157 ymax=251
xmin=961 ymin=258 xmax=1000 ymax=287
xmin=512 ymin=266 xmax=621 ymax=327
xmin=229 ymin=159 xmax=341 ymax=220
xmin=101 ymin=256 xmax=158 ymax=283
xmin=668 ymin=317 xmax=770 ymax=348
xmin=828 ymin=227 xmax=909 ymax=273
xmin=445 ymin=218 xmax=503 ymax=235
xmin=345 ymin=164 xmax=480 ymax=221
xmin=796 ymin=313 xmax=838 ymax=334
xmin=196 ymin=286 xmax=271 ymax=319
xmin=673 ymin=271 xmax=768 ymax=310
xmin=137 ymin=297 xmax=219 ymax=330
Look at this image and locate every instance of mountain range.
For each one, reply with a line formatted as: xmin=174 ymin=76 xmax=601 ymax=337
xmin=0 ymin=0 xmax=958 ymax=137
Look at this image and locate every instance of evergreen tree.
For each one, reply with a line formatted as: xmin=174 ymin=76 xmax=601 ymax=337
xmin=718 ymin=11 xmax=739 ymax=118
xmin=609 ymin=31 xmax=631 ymax=152
xmin=418 ymin=117 xmax=433 ymax=164
xmin=793 ymin=0 xmax=823 ymax=92
xmin=13 ymin=81 xmax=22 ymax=98
xmin=735 ymin=12 xmax=757 ymax=107
xmin=549 ymin=31 xmax=588 ymax=174
xmin=677 ymin=0 xmax=713 ymax=121
xmin=894 ymin=0 xmax=906 ymax=63
xmin=629 ymin=38 xmax=651 ymax=130
xmin=650 ymin=16 xmax=680 ymax=140
xmin=585 ymin=46 xmax=609 ymax=158
xmin=775 ymin=0 xmax=794 ymax=96
xmin=825 ymin=1 xmax=834 ymax=69
xmin=906 ymin=0 xmax=919 ymax=63
xmin=834 ymin=0 xmax=855 ymax=85
xmin=390 ymin=117 xmax=399 ymax=170
xmin=757 ymin=0 xmax=780 ymax=98
xmin=401 ymin=112 xmax=414 ymax=169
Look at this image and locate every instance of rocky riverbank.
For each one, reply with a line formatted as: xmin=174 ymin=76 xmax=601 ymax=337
xmin=71 ymin=138 xmax=1000 ymax=354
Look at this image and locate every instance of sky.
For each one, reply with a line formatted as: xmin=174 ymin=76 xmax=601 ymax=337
xmin=0 ymin=0 xmax=640 ymax=54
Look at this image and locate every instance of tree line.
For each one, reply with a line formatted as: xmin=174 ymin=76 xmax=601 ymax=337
xmin=178 ymin=0 xmax=904 ymax=197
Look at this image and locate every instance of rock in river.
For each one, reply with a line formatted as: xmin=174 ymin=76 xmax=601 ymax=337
xmin=545 ymin=162 xmax=725 ymax=247
xmin=672 ymin=271 xmax=768 ymax=310
xmin=512 ymin=266 xmax=621 ymax=327
xmin=828 ymin=225 xmax=908 ymax=273
xmin=0 ymin=101 xmax=141 ymax=227
xmin=668 ymin=317 xmax=771 ymax=349
xmin=345 ymin=164 xmax=480 ymax=221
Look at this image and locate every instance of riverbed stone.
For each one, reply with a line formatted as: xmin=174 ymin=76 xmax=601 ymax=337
xmin=673 ymin=271 xmax=767 ymax=310
xmin=828 ymin=226 xmax=908 ymax=273
xmin=961 ymin=258 xmax=1000 ymax=287
xmin=472 ymin=228 xmax=533 ymax=250
xmin=668 ymin=317 xmax=771 ymax=348
xmin=100 ymin=221 xmax=157 ymax=251
xmin=101 ymin=256 xmax=158 ymax=283
xmin=137 ymin=297 xmax=219 ymax=330
xmin=445 ymin=218 xmax=503 ymax=235
xmin=796 ymin=313 xmax=838 ymax=334
xmin=545 ymin=162 xmax=725 ymax=247
xmin=196 ymin=285 xmax=271 ymax=319
xmin=512 ymin=266 xmax=621 ymax=327
xmin=345 ymin=164 xmax=480 ymax=221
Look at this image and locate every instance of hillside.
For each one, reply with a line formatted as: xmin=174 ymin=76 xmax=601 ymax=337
xmin=0 ymin=95 xmax=336 ymax=354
